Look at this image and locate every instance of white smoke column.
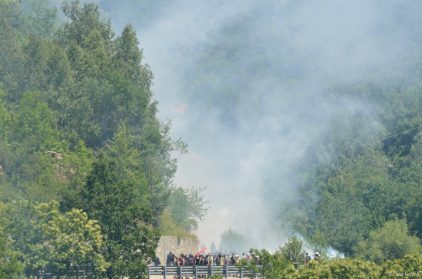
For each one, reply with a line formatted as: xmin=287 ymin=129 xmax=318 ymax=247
xmin=99 ymin=0 xmax=422 ymax=249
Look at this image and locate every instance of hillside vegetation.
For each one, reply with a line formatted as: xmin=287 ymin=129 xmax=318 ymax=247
xmin=0 ymin=0 xmax=206 ymax=277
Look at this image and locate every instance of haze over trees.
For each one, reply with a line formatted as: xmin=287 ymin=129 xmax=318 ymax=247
xmin=289 ymin=87 xmax=422 ymax=258
xmin=148 ymin=0 xmax=422 ymax=261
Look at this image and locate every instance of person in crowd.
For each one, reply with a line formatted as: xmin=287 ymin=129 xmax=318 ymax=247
xmin=216 ymin=253 xmax=223 ymax=266
xmin=222 ymin=254 xmax=228 ymax=266
xmin=179 ymin=254 xmax=186 ymax=266
xmin=206 ymin=253 xmax=213 ymax=266
xmin=304 ymin=252 xmax=311 ymax=265
xmin=230 ymin=254 xmax=235 ymax=265
xmin=314 ymin=252 xmax=321 ymax=262
xmin=166 ymin=252 xmax=174 ymax=266
xmin=153 ymin=256 xmax=161 ymax=266
xmin=187 ymin=254 xmax=194 ymax=266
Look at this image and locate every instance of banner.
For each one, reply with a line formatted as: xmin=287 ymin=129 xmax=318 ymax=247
xmin=194 ymin=247 xmax=207 ymax=257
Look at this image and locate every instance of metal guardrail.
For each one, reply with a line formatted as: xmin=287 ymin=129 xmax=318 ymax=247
xmin=148 ymin=265 xmax=260 ymax=278
xmin=36 ymin=269 xmax=95 ymax=278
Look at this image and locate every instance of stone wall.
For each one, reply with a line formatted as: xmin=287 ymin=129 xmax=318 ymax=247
xmin=155 ymin=236 xmax=199 ymax=264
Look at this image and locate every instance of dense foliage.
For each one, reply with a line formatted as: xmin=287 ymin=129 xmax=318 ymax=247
xmin=166 ymin=186 xmax=208 ymax=232
xmin=0 ymin=200 xmax=108 ymax=277
xmin=247 ymin=239 xmax=422 ymax=279
xmin=126 ymin=0 xmax=422 ymax=263
xmin=0 ymin=0 xmax=189 ymax=277
xmin=220 ymin=228 xmax=249 ymax=253
xmin=290 ymin=88 xmax=422 ymax=257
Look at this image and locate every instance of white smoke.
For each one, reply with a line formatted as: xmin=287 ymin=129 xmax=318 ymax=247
xmin=98 ymin=0 xmax=422 ymax=249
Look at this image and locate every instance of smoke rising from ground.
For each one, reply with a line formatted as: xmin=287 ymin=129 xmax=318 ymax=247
xmin=98 ymin=0 xmax=422 ymax=250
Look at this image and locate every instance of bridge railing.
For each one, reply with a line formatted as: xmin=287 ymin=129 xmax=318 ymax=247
xmin=148 ymin=265 xmax=260 ymax=278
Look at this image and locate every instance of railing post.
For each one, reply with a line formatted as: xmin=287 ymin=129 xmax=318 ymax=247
xmin=223 ymin=265 xmax=227 ymax=278
xmin=194 ymin=265 xmax=198 ymax=279
xmin=209 ymin=265 xmax=213 ymax=277
xmin=240 ymin=266 xmax=243 ymax=278
xmin=148 ymin=266 xmax=150 ymax=279
xmin=178 ymin=265 xmax=182 ymax=279
xmin=163 ymin=266 xmax=166 ymax=279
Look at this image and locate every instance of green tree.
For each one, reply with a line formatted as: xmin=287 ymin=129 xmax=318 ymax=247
xmin=305 ymin=149 xmax=402 ymax=256
xmin=32 ymin=201 xmax=108 ymax=276
xmin=381 ymin=254 xmax=422 ymax=278
xmin=280 ymin=237 xmax=305 ymax=264
xmin=357 ymin=219 xmax=421 ymax=263
xmin=395 ymin=132 xmax=422 ymax=238
xmin=3 ymin=92 xmax=66 ymax=201
xmin=0 ymin=1 xmax=184 ymax=277
xmin=19 ymin=0 xmax=58 ymax=38
xmin=247 ymin=248 xmax=290 ymax=278
xmin=0 ymin=0 xmax=26 ymax=103
xmin=296 ymin=258 xmax=381 ymax=279
xmin=167 ymin=186 xmax=208 ymax=232
xmin=1 ymin=200 xmax=107 ymax=277
xmin=55 ymin=0 xmax=115 ymax=147
xmin=157 ymin=185 xmax=207 ymax=239
xmin=0 ymin=203 xmax=23 ymax=278
xmin=220 ymin=228 xmax=249 ymax=253
xmin=69 ymin=126 xmax=160 ymax=277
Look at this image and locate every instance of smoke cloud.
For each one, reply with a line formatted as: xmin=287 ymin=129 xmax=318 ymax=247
xmin=98 ymin=0 xmax=422 ymax=250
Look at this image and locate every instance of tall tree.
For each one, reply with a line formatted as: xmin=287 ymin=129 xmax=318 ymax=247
xmin=166 ymin=186 xmax=208 ymax=232
xmin=357 ymin=219 xmax=421 ymax=263
xmin=70 ymin=126 xmax=160 ymax=277
xmin=220 ymin=228 xmax=249 ymax=253
xmin=1 ymin=200 xmax=107 ymax=277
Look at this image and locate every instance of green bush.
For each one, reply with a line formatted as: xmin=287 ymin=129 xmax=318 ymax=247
xmin=257 ymin=249 xmax=422 ymax=278
xmin=380 ymin=254 xmax=422 ymax=278
xmin=357 ymin=220 xmax=421 ymax=263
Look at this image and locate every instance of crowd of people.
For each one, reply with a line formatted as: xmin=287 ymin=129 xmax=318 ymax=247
xmin=160 ymin=252 xmax=260 ymax=267
xmin=151 ymin=251 xmax=322 ymax=267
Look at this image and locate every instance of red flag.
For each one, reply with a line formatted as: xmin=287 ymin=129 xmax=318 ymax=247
xmin=195 ymin=247 xmax=207 ymax=257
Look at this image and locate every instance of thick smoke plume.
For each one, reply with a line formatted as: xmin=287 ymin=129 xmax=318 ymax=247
xmin=98 ymin=0 xmax=422 ymax=250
